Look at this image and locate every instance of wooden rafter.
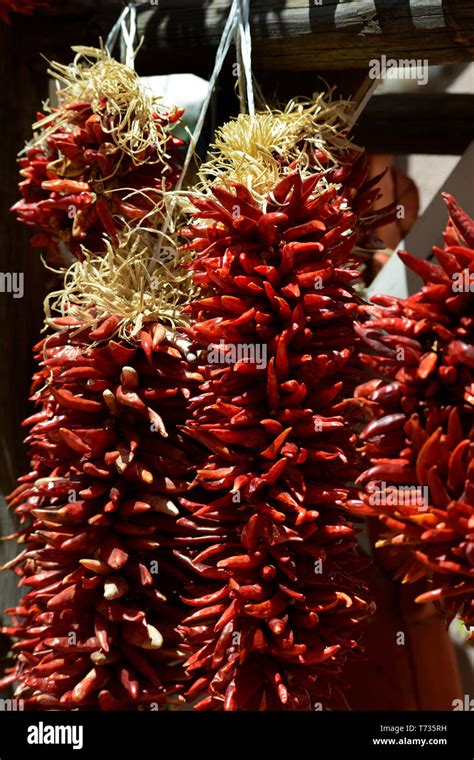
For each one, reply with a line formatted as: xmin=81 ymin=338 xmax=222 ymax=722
xmin=12 ymin=0 xmax=474 ymax=75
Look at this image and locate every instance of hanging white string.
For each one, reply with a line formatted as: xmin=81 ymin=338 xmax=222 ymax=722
xmin=104 ymin=0 xmax=239 ymax=195
xmin=105 ymin=1 xmax=149 ymax=67
xmin=175 ymin=0 xmax=239 ymax=192
xmin=233 ymin=0 xmax=255 ymax=116
xmin=104 ymin=1 xmax=240 ymax=259
xmin=105 ymin=5 xmax=129 ymax=58
xmin=120 ymin=5 xmax=138 ymax=70
xmin=153 ymin=0 xmax=239 ymax=261
xmin=233 ymin=3 xmax=245 ymax=114
xmin=239 ymin=0 xmax=255 ymax=117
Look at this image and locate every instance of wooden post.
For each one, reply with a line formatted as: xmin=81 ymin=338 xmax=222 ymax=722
xmin=0 ymin=25 xmax=49 ymax=491
xmin=0 ymin=23 xmax=49 ymax=621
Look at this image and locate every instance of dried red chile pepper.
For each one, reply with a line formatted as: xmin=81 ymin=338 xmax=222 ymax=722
xmin=12 ymin=103 xmax=185 ymax=263
xmin=175 ymin=149 xmax=395 ymax=710
xmin=0 ymin=316 xmax=201 ymax=708
xmin=354 ymin=193 xmax=474 ymax=630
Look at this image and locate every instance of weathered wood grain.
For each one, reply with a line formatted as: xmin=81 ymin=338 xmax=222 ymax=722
xmin=13 ymin=1 xmax=474 ymax=74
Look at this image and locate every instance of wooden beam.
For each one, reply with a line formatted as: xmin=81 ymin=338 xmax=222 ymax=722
xmin=353 ymin=94 xmax=474 ymax=155
xmin=14 ymin=0 xmax=474 ymax=74
xmin=0 ymin=23 xmax=50 ymax=493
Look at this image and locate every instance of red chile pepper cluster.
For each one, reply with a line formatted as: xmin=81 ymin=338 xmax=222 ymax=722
xmin=0 ymin=47 xmax=196 ymax=707
xmin=0 ymin=314 xmax=201 ymax=708
xmin=354 ymin=193 xmax=474 ymax=630
xmin=12 ymin=106 xmax=184 ymax=262
xmin=12 ymin=51 xmax=185 ymax=263
xmin=0 ymin=0 xmax=47 ymax=23
xmin=3 ymin=59 xmax=473 ymax=710
xmin=174 ymin=146 xmax=397 ymax=710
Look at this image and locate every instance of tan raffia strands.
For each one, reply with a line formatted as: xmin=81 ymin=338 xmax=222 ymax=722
xmin=198 ymin=94 xmax=356 ymax=202
xmin=40 ymin=46 xmax=171 ymax=167
xmin=44 ymin=224 xmax=197 ymax=340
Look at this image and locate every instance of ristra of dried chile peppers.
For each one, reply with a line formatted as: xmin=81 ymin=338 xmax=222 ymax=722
xmin=353 ymin=193 xmax=474 ymax=632
xmin=11 ymin=47 xmax=185 ymax=263
xmin=174 ymin=101 xmax=397 ymax=710
xmin=0 ymin=230 xmax=201 ymax=709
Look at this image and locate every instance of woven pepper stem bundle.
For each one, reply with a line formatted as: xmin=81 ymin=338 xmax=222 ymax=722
xmin=44 ymin=221 xmax=197 ymax=340
xmin=45 ymin=46 xmax=170 ymax=166
xmin=198 ymin=93 xmax=357 ymax=202
xmin=354 ymin=193 xmax=474 ymax=632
